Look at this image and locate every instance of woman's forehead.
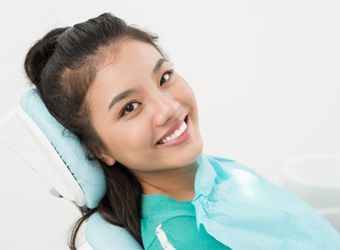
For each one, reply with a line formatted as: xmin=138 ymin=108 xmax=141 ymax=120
xmin=100 ymin=39 xmax=162 ymax=69
xmin=88 ymin=40 xmax=167 ymax=100
xmin=95 ymin=40 xmax=165 ymax=82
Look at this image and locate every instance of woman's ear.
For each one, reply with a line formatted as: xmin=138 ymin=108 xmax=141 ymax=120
xmin=95 ymin=151 xmax=116 ymax=166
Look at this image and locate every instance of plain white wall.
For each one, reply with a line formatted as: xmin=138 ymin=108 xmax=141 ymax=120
xmin=1 ymin=0 xmax=340 ymax=249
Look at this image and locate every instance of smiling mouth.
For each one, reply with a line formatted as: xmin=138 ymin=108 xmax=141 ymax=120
xmin=157 ymin=116 xmax=188 ymax=145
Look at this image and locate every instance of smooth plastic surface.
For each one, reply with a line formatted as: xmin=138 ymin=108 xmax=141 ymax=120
xmin=18 ymin=89 xmax=106 ymax=208
xmin=281 ymin=154 xmax=340 ymax=209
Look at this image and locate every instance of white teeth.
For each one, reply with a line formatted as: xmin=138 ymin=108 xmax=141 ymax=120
xmin=160 ymin=121 xmax=187 ymax=144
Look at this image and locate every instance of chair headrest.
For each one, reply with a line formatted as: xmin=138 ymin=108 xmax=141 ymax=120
xmin=20 ymin=89 xmax=106 ymax=209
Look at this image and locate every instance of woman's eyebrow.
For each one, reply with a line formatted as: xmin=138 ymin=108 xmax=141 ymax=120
xmin=153 ymin=58 xmax=168 ymax=73
xmin=108 ymin=89 xmax=135 ymax=110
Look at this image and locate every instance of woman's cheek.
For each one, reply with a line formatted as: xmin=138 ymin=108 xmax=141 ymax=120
xmin=121 ymin=123 xmax=150 ymax=149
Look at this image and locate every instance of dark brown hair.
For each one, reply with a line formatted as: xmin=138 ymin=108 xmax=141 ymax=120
xmin=24 ymin=12 xmax=163 ymax=249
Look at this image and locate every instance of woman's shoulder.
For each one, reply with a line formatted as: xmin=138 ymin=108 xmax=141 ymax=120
xmin=141 ymin=194 xmax=194 ymax=218
xmin=141 ymin=194 xmax=196 ymax=249
xmin=144 ymin=215 xmax=229 ymax=250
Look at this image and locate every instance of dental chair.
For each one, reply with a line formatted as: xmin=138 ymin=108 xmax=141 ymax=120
xmin=0 ymin=88 xmax=142 ymax=249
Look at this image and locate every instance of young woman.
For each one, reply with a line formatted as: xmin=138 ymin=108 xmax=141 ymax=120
xmin=24 ymin=13 xmax=340 ymax=249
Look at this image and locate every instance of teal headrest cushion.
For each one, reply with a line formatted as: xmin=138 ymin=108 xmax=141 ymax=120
xmin=20 ymin=89 xmax=106 ymax=209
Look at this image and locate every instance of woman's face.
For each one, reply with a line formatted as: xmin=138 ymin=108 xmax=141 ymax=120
xmin=87 ymin=39 xmax=203 ymax=175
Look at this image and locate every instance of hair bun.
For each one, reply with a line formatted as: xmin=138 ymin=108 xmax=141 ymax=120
xmin=24 ymin=27 xmax=69 ymax=87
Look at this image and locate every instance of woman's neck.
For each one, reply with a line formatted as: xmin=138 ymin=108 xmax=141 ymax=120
xmin=134 ymin=162 xmax=198 ymax=201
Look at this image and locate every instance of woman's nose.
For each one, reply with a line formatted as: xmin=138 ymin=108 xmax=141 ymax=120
xmin=152 ymin=93 xmax=180 ymax=127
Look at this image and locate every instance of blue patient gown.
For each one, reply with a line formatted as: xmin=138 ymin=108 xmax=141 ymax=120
xmin=192 ymin=154 xmax=340 ymax=249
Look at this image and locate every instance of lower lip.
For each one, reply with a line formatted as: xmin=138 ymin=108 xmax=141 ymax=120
xmin=157 ymin=118 xmax=191 ymax=147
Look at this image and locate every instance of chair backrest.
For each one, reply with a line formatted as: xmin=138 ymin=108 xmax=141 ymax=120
xmin=0 ymin=88 xmax=142 ymax=249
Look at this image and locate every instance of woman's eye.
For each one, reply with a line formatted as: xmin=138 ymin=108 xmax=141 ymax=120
xmin=160 ymin=69 xmax=174 ymax=86
xmin=120 ymin=102 xmax=140 ymax=117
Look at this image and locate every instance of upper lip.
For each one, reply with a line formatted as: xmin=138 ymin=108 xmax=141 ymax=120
xmin=157 ymin=115 xmax=187 ymax=144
